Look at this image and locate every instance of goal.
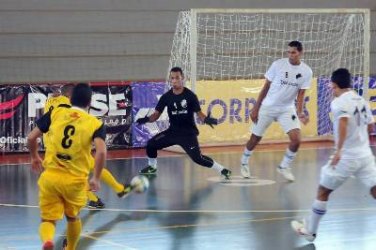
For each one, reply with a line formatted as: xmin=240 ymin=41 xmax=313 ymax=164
xmin=168 ymin=9 xmax=370 ymax=144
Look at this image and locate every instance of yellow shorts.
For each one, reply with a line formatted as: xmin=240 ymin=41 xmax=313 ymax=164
xmin=38 ymin=169 xmax=88 ymax=221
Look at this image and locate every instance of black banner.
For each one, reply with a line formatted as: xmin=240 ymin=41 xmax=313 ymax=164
xmin=0 ymin=83 xmax=132 ymax=152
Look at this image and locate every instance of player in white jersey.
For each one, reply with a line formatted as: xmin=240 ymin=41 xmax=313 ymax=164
xmin=240 ymin=41 xmax=313 ymax=181
xmin=291 ymin=68 xmax=376 ymax=242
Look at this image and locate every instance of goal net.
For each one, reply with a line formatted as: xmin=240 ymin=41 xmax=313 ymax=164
xmin=168 ymin=9 xmax=370 ymax=145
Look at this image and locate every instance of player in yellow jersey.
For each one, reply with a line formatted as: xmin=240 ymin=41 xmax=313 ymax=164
xmin=42 ymin=84 xmax=73 ymax=152
xmin=28 ymin=83 xmax=105 ymax=250
xmin=43 ymin=84 xmax=131 ymax=209
xmin=43 ymin=85 xmax=72 ymax=114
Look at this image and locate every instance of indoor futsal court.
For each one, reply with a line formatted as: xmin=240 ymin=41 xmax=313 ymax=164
xmin=0 ymin=2 xmax=376 ymax=250
xmin=1 ymin=143 xmax=376 ymax=250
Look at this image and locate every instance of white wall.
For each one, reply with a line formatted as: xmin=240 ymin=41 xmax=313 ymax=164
xmin=0 ymin=0 xmax=375 ymax=82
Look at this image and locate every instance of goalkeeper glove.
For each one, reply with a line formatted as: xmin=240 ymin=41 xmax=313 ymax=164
xmin=136 ymin=116 xmax=150 ymax=124
xmin=204 ymin=112 xmax=218 ymax=129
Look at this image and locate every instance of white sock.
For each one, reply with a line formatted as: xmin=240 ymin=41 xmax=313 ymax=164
xmin=148 ymin=158 xmax=157 ymax=168
xmin=241 ymin=148 xmax=253 ymax=165
xmin=307 ymin=199 xmax=327 ymax=234
xmin=211 ymin=161 xmax=224 ymax=173
xmin=279 ymin=148 xmax=297 ymax=169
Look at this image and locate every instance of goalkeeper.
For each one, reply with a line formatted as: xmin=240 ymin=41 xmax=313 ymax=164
xmin=137 ymin=67 xmax=231 ymax=180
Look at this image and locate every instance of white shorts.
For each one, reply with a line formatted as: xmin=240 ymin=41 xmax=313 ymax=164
xmin=251 ymin=106 xmax=300 ymax=136
xmin=320 ymin=155 xmax=376 ymax=191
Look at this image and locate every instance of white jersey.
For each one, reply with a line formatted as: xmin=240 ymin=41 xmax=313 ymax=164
xmin=331 ymin=91 xmax=374 ymax=159
xmin=262 ymin=58 xmax=313 ymax=110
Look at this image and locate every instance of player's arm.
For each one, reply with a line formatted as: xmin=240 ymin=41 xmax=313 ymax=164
xmin=136 ymin=110 xmax=161 ymax=124
xmin=90 ymin=124 xmax=107 ymax=192
xmin=27 ymin=127 xmax=44 ymax=173
xmin=251 ymin=79 xmax=271 ymax=123
xmin=331 ymin=117 xmax=348 ymax=167
xmin=27 ymin=111 xmax=51 ymax=173
xmin=148 ymin=111 xmax=161 ymax=122
xmin=254 ymin=79 xmax=271 ymax=111
xmin=192 ymin=92 xmax=218 ymax=128
xmin=296 ymin=89 xmax=309 ymax=125
xmin=197 ymin=111 xmax=206 ymax=122
xmin=296 ymin=89 xmax=306 ymax=115
xmin=297 ymin=69 xmax=312 ymax=125
xmin=136 ymin=95 xmax=166 ymax=124
xmin=365 ymin=102 xmax=375 ymax=135
xmin=253 ymin=59 xmax=276 ymax=119
xmin=197 ymin=111 xmax=218 ymax=128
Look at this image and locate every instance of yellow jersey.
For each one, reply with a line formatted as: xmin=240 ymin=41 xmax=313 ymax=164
xmin=44 ymin=95 xmax=71 ymax=113
xmin=37 ymin=106 xmax=105 ymax=177
xmin=43 ymin=95 xmax=71 ymax=149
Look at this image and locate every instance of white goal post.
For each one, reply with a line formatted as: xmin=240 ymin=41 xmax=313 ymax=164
xmin=167 ymin=9 xmax=370 ymax=144
xmin=169 ymin=8 xmax=370 ymax=93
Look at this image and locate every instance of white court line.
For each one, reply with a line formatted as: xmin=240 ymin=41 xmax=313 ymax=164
xmin=1 ymin=203 xmax=376 ymax=214
xmin=1 ymin=243 xmax=134 ymax=250
xmin=0 ymin=162 xmax=31 ymax=166
xmin=107 ymin=145 xmax=334 ymax=161
xmin=82 ymin=234 xmax=138 ymax=250
xmin=0 ymin=145 xmax=334 ymax=167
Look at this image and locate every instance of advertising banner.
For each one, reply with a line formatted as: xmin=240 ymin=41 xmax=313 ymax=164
xmin=131 ymin=82 xmax=169 ymax=147
xmin=0 ymin=83 xmax=132 ymax=152
xmin=195 ymin=79 xmax=318 ymax=144
xmin=0 ymin=85 xmax=30 ymax=152
xmin=318 ymin=76 xmax=376 ymax=136
xmin=2 ymin=77 xmax=374 ymax=152
xmin=368 ymin=77 xmax=376 ymax=115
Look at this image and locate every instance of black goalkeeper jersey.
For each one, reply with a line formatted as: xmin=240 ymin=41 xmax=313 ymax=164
xmin=155 ymin=87 xmax=201 ymax=135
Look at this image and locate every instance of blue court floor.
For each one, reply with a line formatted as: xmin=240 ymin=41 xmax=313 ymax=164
xmin=1 ymin=146 xmax=376 ymax=250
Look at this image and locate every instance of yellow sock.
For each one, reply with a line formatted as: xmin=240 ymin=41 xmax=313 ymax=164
xmin=39 ymin=221 xmax=55 ymax=243
xmin=100 ymin=168 xmax=124 ymax=193
xmin=66 ymin=219 xmax=82 ymax=250
xmin=87 ymin=191 xmax=98 ymax=202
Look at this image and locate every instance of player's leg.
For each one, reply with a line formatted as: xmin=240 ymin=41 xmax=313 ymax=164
xmin=38 ymin=171 xmax=66 ymax=249
xmin=100 ymin=168 xmax=131 ymax=198
xmin=140 ymin=130 xmax=176 ymax=174
xmin=356 ymin=155 xmax=376 ymax=199
xmin=277 ymin=109 xmax=301 ymax=181
xmin=240 ymin=134 xmax=261 ymax=178
xmin=87 ymin=166 xmax=132 ymax=207
xmin=240 ymin=107 xmax=274 ymax=178
xmin=291 ymin=160 xmax=351 ymax=241
xmin=179 ymin=135 xmax=232 ymax=180
xmin=87 ymin=191 xmax=105 ymax=209
xmin=86 ymin=157 xmax=106 ymax=208
xmin=40 ymin=220 xmax=56 ymax=250
xmin=307 ymin=185 xmax=332 ymax=234
xmin=65 ymin=216 xmax=82 ymax=250
xmin=62 ymin=177 xmax=87 ymax=250
xmin=291 ymin=185 xmax=332 ymax=242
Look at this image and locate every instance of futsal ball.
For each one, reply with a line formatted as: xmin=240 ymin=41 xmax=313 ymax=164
xmin=130 ymin=175 xmax=149 ymax=193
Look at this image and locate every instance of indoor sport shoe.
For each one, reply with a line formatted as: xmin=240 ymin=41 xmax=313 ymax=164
xmin=240 ymin=164 xmax=250 ymax=178
xmin=277 ymin=166 xmax=295 ymax=182
xmin=221 ymin=168 xmax=232 ymax=180
xmin=139 ymin=165 xmax=157 ymax=175
xmin=87 ymin=198 xmax=105 ymax=209
xmin=117 ymin=184 xmax=132 ymax=199
xmin=42 ymin=240 xmax=54 ymax=250
xmin=291 ymin=220 xmax=316 ymax=242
